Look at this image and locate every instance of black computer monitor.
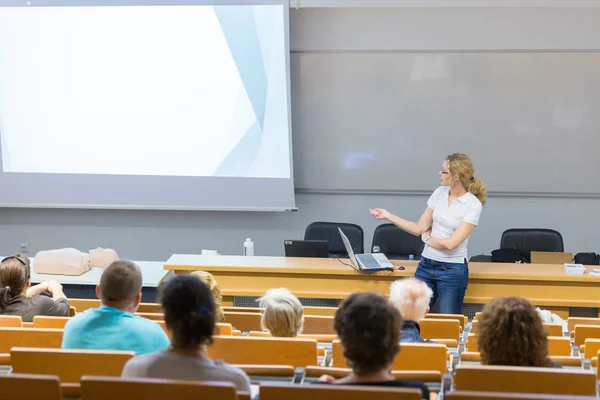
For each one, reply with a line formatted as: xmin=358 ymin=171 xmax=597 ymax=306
xmin=284 ymin=240 xmax=329 ymax=258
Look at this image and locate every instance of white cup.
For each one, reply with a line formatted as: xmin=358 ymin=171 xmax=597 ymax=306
xmin=201 ymin=249 xmax=219 ymax=256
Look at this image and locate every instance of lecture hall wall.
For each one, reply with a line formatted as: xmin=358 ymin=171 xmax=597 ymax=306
xmin=1 ymin=1 xmax=600 ymax=261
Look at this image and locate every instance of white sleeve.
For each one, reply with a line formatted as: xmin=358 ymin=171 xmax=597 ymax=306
xmin=463 ymin=201 xmax=483 ymax=226
xmin=426 ymin=187 xmax=444 ymax=210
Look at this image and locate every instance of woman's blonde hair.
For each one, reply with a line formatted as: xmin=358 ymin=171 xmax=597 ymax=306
xmin=190 ymin=271 xmax=224 ymax=322
xmin=446 ymin=153 xmax=487 ymax=206
xmin=257 ymin=288 xmax=304 ymax=337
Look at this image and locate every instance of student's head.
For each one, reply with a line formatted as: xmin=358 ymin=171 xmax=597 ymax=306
xmin=389 ymin=278 xmax=432 ymax=323
xmin=334 ymin=292 xmax=403 ymax=375
xmin=96 ymin=260 xmax=143 ymax=313
xmin=191 ymin=271 xmax=224 ymax=322
xmin=257 ymin=288 xmax=304 ymax=337
xmin=477 ymin=297 xmax=552 ymax=367
xmin=442 ymin=153 xmax=487 ymax=205
xmin=0 ymin=254 xmax=31 ymax=309
xmin=160 ymin=275 xmax=216 ymax=349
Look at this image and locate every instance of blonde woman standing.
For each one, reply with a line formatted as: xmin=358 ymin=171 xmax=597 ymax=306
xmin=371 ymin=153 xmax=486 ymax=314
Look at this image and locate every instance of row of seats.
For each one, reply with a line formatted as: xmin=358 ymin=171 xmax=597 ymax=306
xmin=306 ymin=221 xmax=566 ymax=261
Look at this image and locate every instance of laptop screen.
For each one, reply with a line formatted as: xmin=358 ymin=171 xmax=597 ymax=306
xmin=337 ymin=227 xmax=360 ymax=269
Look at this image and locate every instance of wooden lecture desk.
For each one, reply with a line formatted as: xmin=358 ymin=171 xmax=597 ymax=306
xmin=164 ymin=254 xmax=600 ymax=317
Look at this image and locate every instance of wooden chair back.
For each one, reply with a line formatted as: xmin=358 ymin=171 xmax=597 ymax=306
xmin=0 ymin=328 xmax=63 ymax=353
xmin=248 ymin=331 xmax=338 ymax=343
xmin=222 ymin=312 xmax=262 ymax=332
xmin=425 ymin=313 xmax=467 ymax=329
xmin=454 ymin=365 xmax=597 ymax=396
xmin=259 ymin=382 xmax=423 ymax=400
xmin=81 ymin=376 xmax=237 ymax=400
xmin=419 ymin=318 xmax=460 ymax=341
xmin=543 ymin=323 xmax=563 ymax=337
xmin=304 ymin=366 xmax=442 ymax=382
xmin=583 ymin=338 xmax=600 ymax=359
xmin=471 ymin=320 xmax=479 ymax=334
xmin=234 ymin=364 xmax=296 ymax=378
xmin=33 ymin=316 xmax=70 ymax=329
xmin=549 ymin=356 xmax=582 ymax=367
xmin=0 ymin=373 xmax=62 ymax=400
xmin=208 ymin=336 xmax=318 ymax=367
xmin=567 ymin=317 xmax=600 ymax=333
xmin=11 ymin=347 xmax=134 ymax=383
xmin=332 ymin=341 xmax=447 ymax=374
xmin=446 ymin=391 xmax=597 ymax=400
xmin=574 ymin=325 xmax=600 ymax=346
xmin=547 ymin=336 xmax=571 ymax=356
xmin=304 ymin=306 xmax=337 ymax=316
xmin=0 ymin=315 xmax=23 ymax=327
xmin=303 ymin=315 xmax=335 ymax=335
xmin=135 ymin=312 xmax=164 ymax=321
xmin=136 ymin=303 xmax=162 ymax=313
xmin=466 ymin=333 xmax=478 ymax=352
xmin=68 ymin=298 xmax=101 ymax=312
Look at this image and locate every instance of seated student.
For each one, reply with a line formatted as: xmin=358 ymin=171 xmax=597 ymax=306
xmin=62 ymin=260 xmax=170 ymax=355
xmin=257 ymin=288 xmax=304 ymax=337
xmin=191 ymin=271 xmax=224 ymax=323
xmin=121 ymin=275 xmax=251 ymax=392
xmin=478 ymin=297 xmax=556 ymax=368
xmin=0 ymin=254 xmax=70 ymax=322
xmin=389 ymin=278 xmax=434 ymax=343
xmin=319 ymin=292 xmax=430 ymax=400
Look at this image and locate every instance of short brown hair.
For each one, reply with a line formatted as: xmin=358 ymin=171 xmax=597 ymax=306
xmin=99 ymin=260 xmax=142 ymax=304
xmin=0 ymin=254 xmax=31 ymax=310
xmin=477 ymin=297 xmax=552 ymax=367
xmin=334 ymin=292 xmax=403 ymax=375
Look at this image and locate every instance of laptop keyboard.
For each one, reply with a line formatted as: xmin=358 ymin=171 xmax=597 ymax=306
xmin=356 ymin=254 xmax=380 ymax=269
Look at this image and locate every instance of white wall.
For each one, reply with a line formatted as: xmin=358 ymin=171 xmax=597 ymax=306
xmin=2 ymin=5 xmax=600 ymax=260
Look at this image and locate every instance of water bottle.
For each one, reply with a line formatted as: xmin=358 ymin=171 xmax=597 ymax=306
xmin=243 ymin=238 xmax=254 ymax=256
xmin=409 ymin=254 xmax=415 ymax=261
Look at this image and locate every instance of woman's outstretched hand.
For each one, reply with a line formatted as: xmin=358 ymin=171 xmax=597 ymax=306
xmin=370 ymin=208 xmax=390 ymax=220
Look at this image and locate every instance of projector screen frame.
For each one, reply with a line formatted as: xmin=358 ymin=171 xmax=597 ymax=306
xmin=0 ymin=0 xmax=297 ymax=212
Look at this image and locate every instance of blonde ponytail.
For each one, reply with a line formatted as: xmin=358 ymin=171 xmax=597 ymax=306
xmin=468 ymin=177 xmax=487 ymax=206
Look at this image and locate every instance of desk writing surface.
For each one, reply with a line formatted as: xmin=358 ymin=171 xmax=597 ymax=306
xmin=164 ymin=254 xmax=600 ymax=283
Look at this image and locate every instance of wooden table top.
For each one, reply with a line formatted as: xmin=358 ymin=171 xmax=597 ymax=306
xmin=164 ymin=254 xmax=600 ymax=283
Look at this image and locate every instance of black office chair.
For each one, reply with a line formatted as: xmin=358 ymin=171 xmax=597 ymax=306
xmin=304 ymin=222 xmax=364 ymax=258
xmin=371 ymin=224 xmax=424 ymax=260
xmin=499 ymin=228 xmax=564 ymax=263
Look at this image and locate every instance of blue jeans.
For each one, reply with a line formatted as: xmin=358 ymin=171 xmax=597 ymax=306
xmin=414 ymin=257 xmax=469 ymax=315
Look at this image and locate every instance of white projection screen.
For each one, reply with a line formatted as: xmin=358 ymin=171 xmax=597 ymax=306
xmin=0 ymin=0 xmax=296 ymax=211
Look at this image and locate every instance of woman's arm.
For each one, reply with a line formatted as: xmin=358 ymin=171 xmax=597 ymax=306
xmin=25 ymin=281 xmax=49 ymax=297
xmin=424 ymin=221 xmax=476 ymax=251
xmin=371 ymin=208 xmax=433 ymax=237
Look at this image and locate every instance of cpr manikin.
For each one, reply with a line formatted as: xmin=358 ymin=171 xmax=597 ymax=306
xmin=33 ymin=247 xmax=118 ymax=276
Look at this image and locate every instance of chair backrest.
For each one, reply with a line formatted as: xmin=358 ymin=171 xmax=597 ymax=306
xmin=0 ymin=328 xmax=63 ymax=353
xmin=0 ymin=315 xmax=23 ymax=327
xmin=136 ymin=303 xmax=162 ymax=313
xmin=547 ymin=336 xmax=571 ymax=356
xmin=223 ymin=312 xmax=262 ymax=332
xmin=304 ymin=221 xmax=364 ymax=257
xmin=33 ymin=316 xmax=70 ymax=329
xmin=136 ymin=312 xmax=164 ymax=321
xmin=332 ymin=340 xmax=447 ymax=374
xmin=207 ymin=336 xmax=318 ymax=367
xmin=68 ymin=298 xmax=101 ymax=312
xmin=543 ymin=323 xmax=563 ymax=337
xmin=583 ymin=338 xmax=600 ymax=359
xmin=303 ymin=315 xmax=335 ymax=335
xmin=574 ymin=325 xmax=600 ymax=346
xmin=446 ymin=391 xmax=597 ymax=400
xmin=499 ymin=229 xmax=564 ymax=262
xmin=248 ymin=331 xmax=338 ymax=343
xmin=0 ymin=373 xmax=62 ymax=400
xmin=216 ymin=323 xmax=233 ymax=336
xmin=81 ymin=376 xmax=237 ymax=400
xmin=304 ymin=306 xmax=337 ymax=316
xmin=11 ymin=347 xmax=135 ymax=383
xmin=568 ymin=317 xmax=600 ymax=333
xmin=424 ymin=313 xmax=467 ymax=330
xmin=419 ymin=319 xmax=460 ymax=341
xmin=454 ymin=365 xmax=596 ymax=395
xmin=260 ymin=382 xmax=423 ymax=400
xmin=371 ymin=223 xmax=424 ymax=259
xmin=466 ymin=333 xmax=478 ymax=352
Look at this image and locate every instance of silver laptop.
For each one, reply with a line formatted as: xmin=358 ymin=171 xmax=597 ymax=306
xmin=338 ymin=227 xmax=394 ymax=271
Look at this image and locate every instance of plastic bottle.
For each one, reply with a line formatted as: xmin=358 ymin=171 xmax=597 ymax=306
xmin=409 ymin=254 xmax=415 ymax=261
xmin=243 ymin=238 xmax=254 ymax=256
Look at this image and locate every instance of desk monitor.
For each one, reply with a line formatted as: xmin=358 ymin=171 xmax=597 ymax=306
xmin=284 ymin=240 xmax=329 ymax=258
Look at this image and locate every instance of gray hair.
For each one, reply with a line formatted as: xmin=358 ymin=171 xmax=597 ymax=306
xmin=257 ymin=288 xmax=304 ymax=337
xmin=389 ymin=278 xmax=433 ymax=322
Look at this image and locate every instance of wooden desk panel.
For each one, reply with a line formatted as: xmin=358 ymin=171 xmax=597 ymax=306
xmin=164 ymin=255 xmax=600 ymax=311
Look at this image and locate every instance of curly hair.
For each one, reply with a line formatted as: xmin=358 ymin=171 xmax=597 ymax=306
xmin=477 ymin=297 xmax=552 ymax=367
xmin=334 ymin=292 xmax=403 ymax=375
